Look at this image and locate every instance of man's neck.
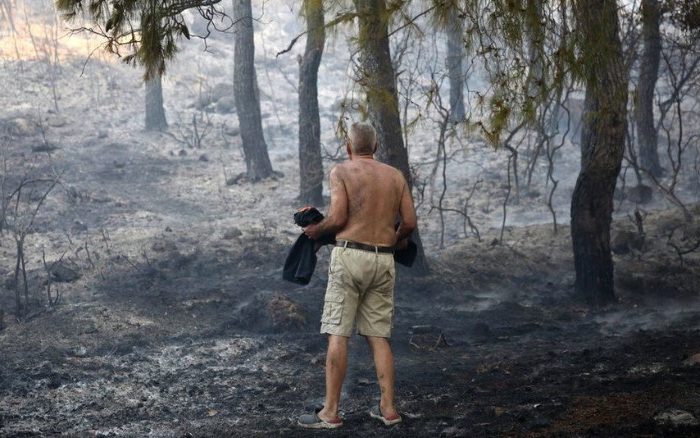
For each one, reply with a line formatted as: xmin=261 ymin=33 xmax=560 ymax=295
xmin=351 ymin=154 xmax=374 ymax=160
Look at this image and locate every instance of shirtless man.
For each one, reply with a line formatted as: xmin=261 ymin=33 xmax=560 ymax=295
xmin=298 ymin=122 xmax=417 ymax=429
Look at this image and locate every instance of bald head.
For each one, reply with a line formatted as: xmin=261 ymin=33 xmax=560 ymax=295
xmin=348 ymin=122 xmax=377 ymax=156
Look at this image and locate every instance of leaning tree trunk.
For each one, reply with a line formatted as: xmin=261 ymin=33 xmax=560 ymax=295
xmin=354 ymin=0 xmax=430 ymax=275
xmin=446 ymin=12 xmax=465 ymax=122
xmin=298 ymin=0 xmax=325 ymax=206
xmin=232 ymin=0 xmax=274 ymax=181
xmin=635 ymin=0 xmax=663 ymax=177
xmin=145 ymin=75 xmax=167 ymax=131
xmin=570 ymin=0 xmax=628 ymax=306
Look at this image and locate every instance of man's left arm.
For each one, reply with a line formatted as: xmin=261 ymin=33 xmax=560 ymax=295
xmin=304 ymin=167 xmax=348 ymax=240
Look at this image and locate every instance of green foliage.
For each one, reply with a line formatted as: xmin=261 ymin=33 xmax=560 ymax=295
xmin=56 ymin=0 xmax=196 ymax=80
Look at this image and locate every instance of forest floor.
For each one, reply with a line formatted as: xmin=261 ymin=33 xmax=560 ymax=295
xmin=1 ymin=3 xmax=700 ymax=435
xmin=1 ymin=196 xmax=699 ymax=437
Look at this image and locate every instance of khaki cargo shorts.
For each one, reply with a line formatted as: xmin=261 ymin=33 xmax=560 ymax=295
xmin=320 ymin=246 xmax=396 ymax=338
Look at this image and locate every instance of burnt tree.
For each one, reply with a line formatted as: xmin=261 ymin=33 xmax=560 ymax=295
xmin=145 ymin=75 xmax=168 ymax=131
xmin=298 ymin=0 xmax=325 ymax=206
xmin=635 ymin=0 xmax=664 ymax=177
xmin=446 ymin=11 xmax=465 ymax=122
xmin=570 ymin=0 xmax=628 ymax=306
xmin=354 ymin=0 xmax=429 ymax=275
xmin=232 ymin=0 xmax=274 ymax=181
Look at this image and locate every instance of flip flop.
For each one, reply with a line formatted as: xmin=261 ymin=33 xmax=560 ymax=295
xmin=369 ymin=404 xmax=402 ymax=426
xmin=298 ymin=408 xmax=343 ymax=429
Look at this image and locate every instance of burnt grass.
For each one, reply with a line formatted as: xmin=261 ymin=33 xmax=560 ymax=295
xmin=1 ymin=210 xmax=700 ymax=437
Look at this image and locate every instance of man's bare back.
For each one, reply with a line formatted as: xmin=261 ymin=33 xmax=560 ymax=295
xmin=334 ymin=158 xmax=406 ymax=246
xmin=304 ymin=157 xmax=416 ymax=248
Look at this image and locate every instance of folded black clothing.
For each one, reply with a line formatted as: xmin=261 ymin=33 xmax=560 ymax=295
xmin=283 ymin=207 xmax=416 ymax=285
xmin=394 ymin=240 xmax=417 ymax=267
xmin=284 ymin=207 xmax=334 ymax=285
xmin=283 ymin=233 xmax=317 ymax=285
xmin=294 ymin=207 xmax=324 ymax=227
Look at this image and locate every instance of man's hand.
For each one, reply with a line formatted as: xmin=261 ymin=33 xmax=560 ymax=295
xmin=303 ymin=223 xmax=323 ymax=240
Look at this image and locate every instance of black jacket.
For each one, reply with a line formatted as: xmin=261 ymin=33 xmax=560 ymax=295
xmin=282 ymin=207 xmax=417 ymax=285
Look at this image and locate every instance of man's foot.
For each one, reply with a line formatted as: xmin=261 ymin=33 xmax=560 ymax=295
xmin=298 ymin=408 xmax=343 ymax=429
xmin=369 ymin=404 xmax=402 ymax=426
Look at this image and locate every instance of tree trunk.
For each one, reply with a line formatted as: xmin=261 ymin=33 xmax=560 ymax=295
xmin=570 ymin=0 xmax=628 ymax=306
xmin=298 ymin=0 xmax=325 ymax=206
xmin=145 ymin=75 xmax=167 ymax=131
xmin=232 ymin=0 xmax=274 ymax=181
xmin=446 ymin=12 xmax=465 ymax=122
xmin=354 ymin=0 xmax=429 ymax=275
xmin=525 ymin=0 xmax=546 ymax=102
xmin=635 ymin=0 xmax=663 ymax=177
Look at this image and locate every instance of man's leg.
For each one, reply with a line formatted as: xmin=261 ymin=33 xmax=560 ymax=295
xmin=318 ymin=334 xmax=348 ymax=421
xmin=366 ymin=336 xmax=398 ymax=417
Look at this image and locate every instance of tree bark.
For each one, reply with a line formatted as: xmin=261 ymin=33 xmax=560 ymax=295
xmin=298 ymin=0 xmax=325 ymax=206
xmin=635 ymin=0 xmax=663 ymax=177
xmin=354 ymin=0 xmax=430 ymax=275
xmin=232 ymin=0 xmax=274 ymax=181
xmin=446 ymin=12 xmax=465 ymax=122
xmin=570 ymin=0 xmax=628 ymax=306
xmin=145 ymin=75 xmax=167 ymax=131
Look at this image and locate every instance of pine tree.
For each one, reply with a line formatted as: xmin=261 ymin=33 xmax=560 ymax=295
xmin=298 ymin=0 xmax=325 ymax=205
xmin=354 ymin=0 xmax=430 ymax=275
xmin=232 ymin=0 xmax=275 ymax=181
xmin=145 ymin=75 xmax=168 ymax=131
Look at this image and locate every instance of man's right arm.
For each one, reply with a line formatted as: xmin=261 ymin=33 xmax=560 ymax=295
xmin=395 ymin=178 xmax=417 ymax=245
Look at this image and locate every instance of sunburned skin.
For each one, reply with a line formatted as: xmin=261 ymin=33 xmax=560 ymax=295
xmin=334 ymin=158 xmax=406 ymax=246
xmin=303 ymin=140 xmax=417 ymax=249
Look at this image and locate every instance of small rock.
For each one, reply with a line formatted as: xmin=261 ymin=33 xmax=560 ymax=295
xmin=46 ymin=115 xmax=67 ymax=128
xmin=223 ymin=227 xmax=242 ymax=239
xmin=97 ymin=130 xmax=108 ymax=139
xmin=7 ymin=117 xmax=39 ymax=136
xmin=72 ymin=345 xmax=87 ymax=357
xmin=654 ymin=409 xmax=699 ymax=426
xmin=165 ymin=226 xmax=173 ymax=232
xmin=611 ymin=230 xmax=644 ymax=255
xmin=178 ymin=149 xmax=187 ymax=157
xmin=199 ymin=154 xmax=209 ymax=162
xmin=31 ymin=143 xmax=59 ymax=153
xmin=223 ymin=126 xmax=240 ymax=137
xmin=215 ymin=95 xmax=236 ymax=114
xmin=50 ymin=260 xmax=81 ymax=283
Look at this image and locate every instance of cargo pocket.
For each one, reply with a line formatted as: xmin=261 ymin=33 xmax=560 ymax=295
xmin=378 ymin=265 xmax=396 ymax=295
xmin=321 ymin=292 xmax=344 ymax=325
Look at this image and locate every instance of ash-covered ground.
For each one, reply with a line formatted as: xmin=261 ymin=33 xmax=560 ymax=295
xmin=1 ymin=1 xmax=700 ymax=436
xmin=1 ymin=202 xmax=699 ymax=437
